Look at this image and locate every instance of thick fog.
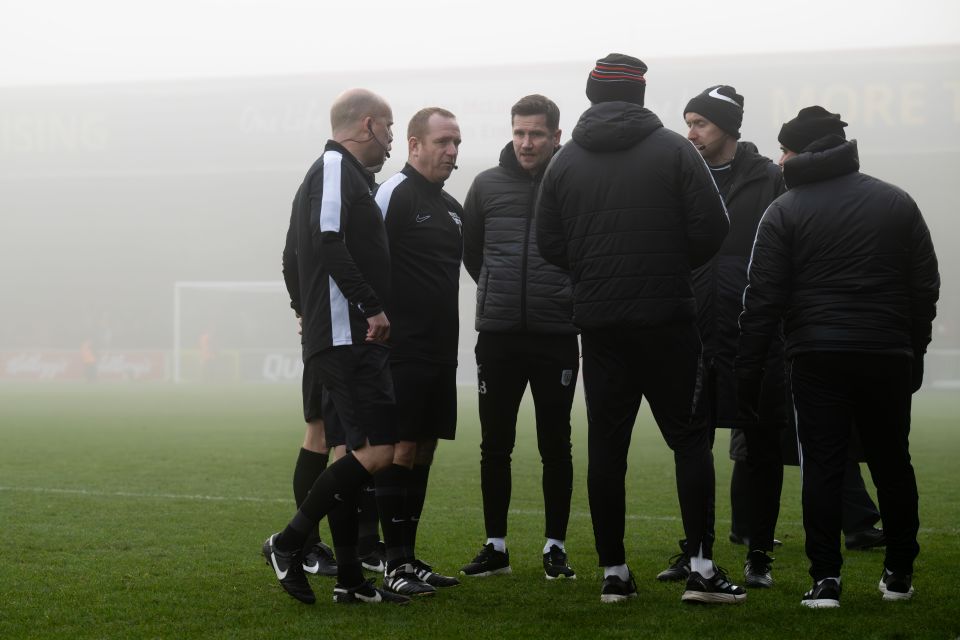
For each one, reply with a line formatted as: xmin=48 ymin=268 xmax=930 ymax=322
xmin=1 ymin=47 xmax=957 ymax=385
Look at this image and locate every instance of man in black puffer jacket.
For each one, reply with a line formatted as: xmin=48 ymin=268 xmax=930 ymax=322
xmin=736 ymin=106 xmax=940 ymax=608
xmin=655 ymin=85 xmax=788 ymax=590
xmin=461 ymin=95 xmax=580 ymax=581
xmin=537 ymin=54 xmax=743 ymax=605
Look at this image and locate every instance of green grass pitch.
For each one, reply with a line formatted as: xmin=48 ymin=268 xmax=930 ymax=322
xmin=1 ymin=384 xmax=958 ymax=639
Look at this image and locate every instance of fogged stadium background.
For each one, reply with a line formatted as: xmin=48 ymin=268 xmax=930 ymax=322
xmin=1 ymin=46 xmax=957 ymax=386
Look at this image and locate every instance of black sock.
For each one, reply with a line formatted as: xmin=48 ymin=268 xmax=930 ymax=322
xmin=293 ymin=448 xmax=329 ymax=550
xmin=327 ymin=485 xmax=364 ymax=587
xmin=357 ymin=480 xmax=380 ymax=556
xmin=275 ymin=453 xmax=370 ymax=553
xmin=293 ymin=448 xmax=330 ymax=507
xmin=375 ymin=463 xmax=410 ymax=571
xmin=404 ymin=464 xmax=431 ymax=560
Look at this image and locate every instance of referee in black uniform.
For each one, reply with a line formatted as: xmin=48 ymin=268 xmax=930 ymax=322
xmin=372 ymin=107 xmax=464 ymax=596
xmin=263 ymin=88 xmax=407 ymax=606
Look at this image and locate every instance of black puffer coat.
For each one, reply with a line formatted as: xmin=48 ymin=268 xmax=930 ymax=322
xmin=537 ymin=102 xmax=728 ymax=329
xmin=695 ymin=142 xmax=784 ymax=359
xmin=462 ymin=142 xmax=576 ymax=335
xmin=738 ymin=139 xmax=940 ymax=375
xmin=694 ymin=143 xmax=788 ymax=441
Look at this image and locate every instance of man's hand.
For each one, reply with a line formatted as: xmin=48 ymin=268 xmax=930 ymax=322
xmin=365 ymin=312 xmax=390 ymax=343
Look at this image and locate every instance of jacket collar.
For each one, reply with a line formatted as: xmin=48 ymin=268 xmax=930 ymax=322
xmin=325 ymin=140 xmax=375 ymax=188
xmin=498 ymin=141 xmax=557 ymax=181
xmin=401 ymin=162 xmax=445 ymax=193
xmin=724 ymin=141 xmax=777 ymax=192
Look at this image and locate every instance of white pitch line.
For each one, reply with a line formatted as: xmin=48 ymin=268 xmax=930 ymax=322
xmin=0 ymin=484 xmax=690 ymax=522
xmin=0 ymin=485 xmax=289 ymax=504
xmin=1 ymin=485 xmax=955 ymax=534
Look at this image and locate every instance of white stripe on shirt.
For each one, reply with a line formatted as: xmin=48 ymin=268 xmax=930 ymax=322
xmin=320 ymin=151 xmax=343 ymax=232
xmin=329 ymin=276 xmax=352 ymax=346
xmin=375 ymin=172 xmax=407 ymax=220
xmin=319 ymin=150 xmax=352 ymax=345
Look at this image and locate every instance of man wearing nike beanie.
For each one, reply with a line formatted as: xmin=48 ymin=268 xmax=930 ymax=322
xmin=653 ymin=85 xmax=787 ymax=591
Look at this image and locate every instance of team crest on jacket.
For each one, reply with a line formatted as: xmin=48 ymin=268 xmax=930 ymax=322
xmin=448 ymin=210 xmax=462 ymax=231
xmin=561 ymin=369 xmax=573 ymax=387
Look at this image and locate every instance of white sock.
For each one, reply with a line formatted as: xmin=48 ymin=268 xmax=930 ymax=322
xmin=486 ymin=537 xmax=506 ymax=553
xmin=603 ymin=564 xmax=630 ymax=581
xmin=543 ymin=539 xmax=565 ymax=554
xmin=689 ymin=544 xmax=715 ymax=578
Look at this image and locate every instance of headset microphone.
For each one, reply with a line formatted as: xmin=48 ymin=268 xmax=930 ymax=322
xmin=367 ymin=122 xmax=391 ymax=159
xmin=695 ymin=136 xmax=723 ymax=155
xmin=452 ymin=164 xmax=459 ymax=170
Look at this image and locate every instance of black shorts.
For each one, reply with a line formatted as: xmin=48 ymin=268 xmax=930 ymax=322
xmin=392 ymin=361 xmax=457 ymax=442
xmin=304 ymin=344 xmax=397 ymax=450
xmin=301 ymin=356 xmax=324 ymax=423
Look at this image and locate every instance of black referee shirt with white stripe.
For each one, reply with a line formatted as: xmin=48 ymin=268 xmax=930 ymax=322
xmin=282 ymin=140 xmax=391 ymax=361
xmin=375 ymin=164 xmax=463 ymax=365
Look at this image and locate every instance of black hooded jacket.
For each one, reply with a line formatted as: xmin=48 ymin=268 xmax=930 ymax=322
xmin=737 ymin=139 xmax=940 ymax=375
xmin=536 ymin=102 xmax=729 ymax=329
xmin=694 ymin=142 xmax=787 ymax=430
xmin=462 ymin=142 xmax=576 ymax=335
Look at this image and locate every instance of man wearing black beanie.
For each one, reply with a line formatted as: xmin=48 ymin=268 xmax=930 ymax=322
xmin=777 ymin=105 xmax=848 ymax=156
xmin=538 ymin=55 xmax=745 ymax=605
xmin=652 ymin=85 xmax=788 ymax=591
xmin=737 ymin=106 xmax=940 ymax=608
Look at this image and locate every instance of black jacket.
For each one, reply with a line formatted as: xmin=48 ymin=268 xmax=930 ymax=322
xmin=282 ymin=140 xmax=390 ymax=361
xmin=536 ymin=102 xmax=729 ymax=329
xmin=737 ymin=139 xmax=940 ymax=376
xmin=463 ymin=142 xmax=576 ymax=335
xmin=375 ymin=163 xmax=463 ymax=365
xmin=694 ymin=142 xmax=788 ymax=432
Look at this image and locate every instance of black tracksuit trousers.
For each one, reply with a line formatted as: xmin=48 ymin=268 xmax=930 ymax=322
xmin=790 ymin=352 xmax=919 ymax=581
xmin=475 ymin=331 xmax=579 ymax=540
xmin=582 ymin=323 xmax=715 ymax=567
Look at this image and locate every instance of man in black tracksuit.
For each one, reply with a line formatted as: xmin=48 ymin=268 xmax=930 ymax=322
xmin=372 ymin=107 xmax=464 ymax=597
xmin=653 ymin=86 xmax=789 ymax=588
xmin=736 ymin=106 xmax=939 ymax=608
xmin=265 ymin=88 xmax=408 ymax=606
xmin=537 ymin=54 xmax=745 ymax=605
xmin=460 ymin=94 xmax=579 ymax=580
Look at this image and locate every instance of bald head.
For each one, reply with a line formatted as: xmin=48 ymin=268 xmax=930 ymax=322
xmin=330 ymin=88 xmax=391 ymax=135
xmin=329 ymin=88 xmax=394 ymax=170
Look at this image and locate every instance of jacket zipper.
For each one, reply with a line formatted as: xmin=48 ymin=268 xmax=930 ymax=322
xmin=520 ymin=179 xmax=534 ymax=332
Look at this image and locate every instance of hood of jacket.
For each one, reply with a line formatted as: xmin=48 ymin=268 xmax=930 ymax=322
xmin=783 ymin=138 xmax=860 ymax=189
xmin=571 ymin=101 xmax=663 ymax=152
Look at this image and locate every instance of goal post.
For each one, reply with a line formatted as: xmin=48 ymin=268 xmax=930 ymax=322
xmin=172 ymin=280 xmax=300 ymax=383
